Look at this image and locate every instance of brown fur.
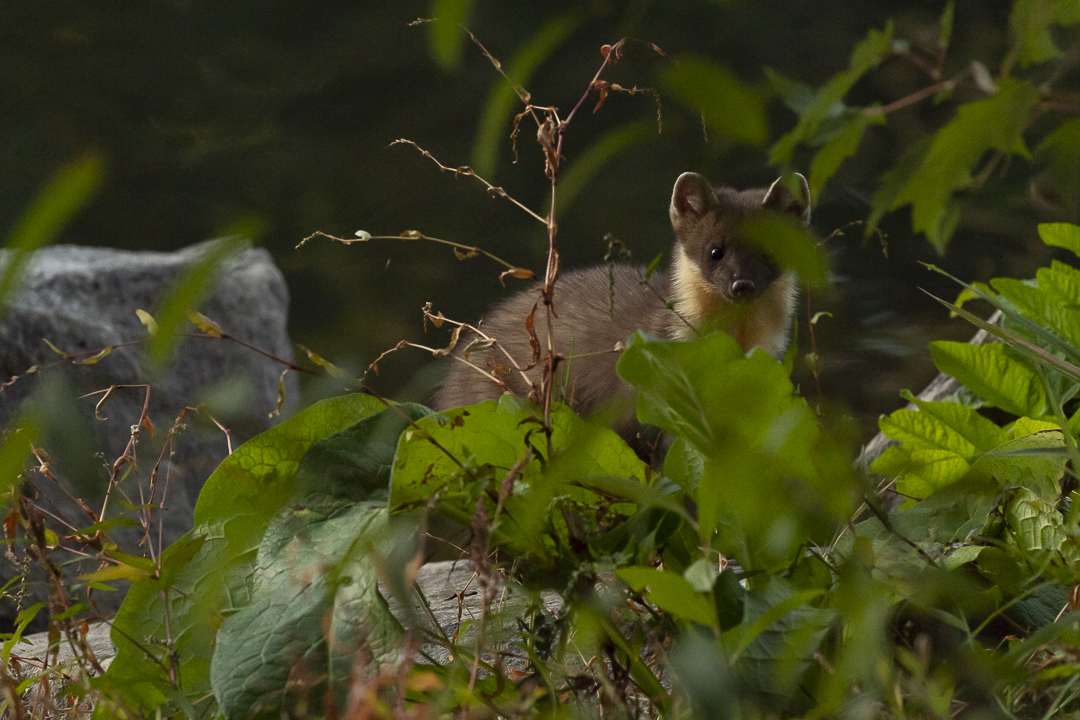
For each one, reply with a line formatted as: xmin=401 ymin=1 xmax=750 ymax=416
xmin=430 ymin=172 xmax=811 ymax=448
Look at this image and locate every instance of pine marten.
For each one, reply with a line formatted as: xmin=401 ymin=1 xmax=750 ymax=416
xmin=431 ymin=172 xmax=811 ymax=450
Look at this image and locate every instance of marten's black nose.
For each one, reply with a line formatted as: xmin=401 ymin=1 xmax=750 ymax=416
xmin=731 ymin=278 xmax=756 ymax=298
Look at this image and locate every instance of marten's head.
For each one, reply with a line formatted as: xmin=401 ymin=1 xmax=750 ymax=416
xmin=667 ymin=172 xmax=810 ymax=351
xmin=669 ymin=171 xmax=810 ymax=304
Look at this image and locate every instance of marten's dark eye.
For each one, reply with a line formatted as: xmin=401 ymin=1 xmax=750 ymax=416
xmin=709 ymin=246 xmax=724 ymax=262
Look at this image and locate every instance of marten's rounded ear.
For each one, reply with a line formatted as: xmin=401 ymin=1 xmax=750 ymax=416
xmin=763 ymin=173 xmax=811 ymax=225
xmin=670 ymin=172 xmax=715 ymax=230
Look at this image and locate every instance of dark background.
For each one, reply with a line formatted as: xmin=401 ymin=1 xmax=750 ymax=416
xmin=3 ymin=0 xmax=1074 ymax=439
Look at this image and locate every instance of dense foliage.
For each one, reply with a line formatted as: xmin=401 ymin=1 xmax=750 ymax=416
xmin=3 ymin=1 xmax=1080 ymax=718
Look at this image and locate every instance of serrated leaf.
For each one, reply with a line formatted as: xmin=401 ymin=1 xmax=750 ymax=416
xmin=930 ymin=341 xmax=1047 ymax=417
xmin=770 ymin=24 xmax=893 ymax=166
xmin=889 ymin=79 xmax=1040 ymax=252
xmin=808 ymin=112 xmax=884 ymax=201
xmin=878 ymin=396 xmax=1009 ymax=456
xmin=970 ymin=431 xmax=1066 ymax=502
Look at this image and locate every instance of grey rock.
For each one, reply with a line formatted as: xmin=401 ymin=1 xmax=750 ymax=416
xmin=0 ymin=240 xmax=297 ymax=630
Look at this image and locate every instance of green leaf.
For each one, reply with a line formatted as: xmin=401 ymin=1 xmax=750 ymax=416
xmin=1009 ymin=0 xmax=1080 ymax=66
xmin=471 ymin=11 xmax=582 ymax=177
xmin=210 ymin=501 xmax=402 ymax=718
xmin=683 ymin=557 xmax=720 ymax=593
xmin=808 ymin=112 xmax=884 ymax=201
xmin=1035 ymin=122 xmax=1080 ymax=206
xmin=662 ymin=56 xmax=768 ymax=146
xmin=1005 ymin=486 xmax=1066 ymax=554
xmin=888 ymin=79 xmax=1040 ymax=253
xmin=1 ymin=155 xmax=103 ymax=323
xmin=970 ymin=431 xmax=1066 ymax=503
xmin=724 ymin=577 xmax=831 ymax=683
xmin=618 ymin=566 xmax=715 ymax=626
xmin=770 ymin=24 xmax=893 ymax=166
xmin=938 ymin=2 xmax=956 ymax=48
xmin=663 ymin=436 xmax=704 ymax=494
xmin=739 ymin=213 xmax=828 ymax=286
xmin=930 ymin=341 xmax=1047 ymax=417
xmin=619 ymin=332 xmax=857 ymax=568
xmin=873 ymin=395 xmax=1010 ymax=499
xmin=1039 ymin=223 xmax=1080 ymax=258
xmin=390 ymin=401 xmax=649 ymax=564
xmin=0 ymin=421 xmax=37 ymax=508
xmin=295 ymin=402 xmax=433 ymax=504
xmin=992 ymin=276 xmax=1080 ymax=353
xmin=427 ymin=0 xmax=473 ymax=72
xmin=101 ymin=393 xmax=386 ymax=715
xmin=877 ymin=395 xmax=1009 ymax=456
xmin=145 ymin=236 xmax=249 ymax=371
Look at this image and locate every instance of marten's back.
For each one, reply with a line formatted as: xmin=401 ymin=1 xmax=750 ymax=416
xmin=431 ymin=264 xmax=672 ymax=417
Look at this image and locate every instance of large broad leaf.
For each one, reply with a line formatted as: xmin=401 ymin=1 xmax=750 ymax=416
xmin=991 ymin=277 xmax=1080 ymax=354
xmin=619 ymin=332 xmax=858 ymax=569
xmin=390 ymin=400 xmax=650 ymax=567
xmin=98 ymin=394 xmax=387 ymax=716
xmin=210 ymin=501 xmax=401 ymax=719
xmin=722 ymin=577 xmax=834 ymax=700
xmin=206 ymin=402 xmax=430 ymax=718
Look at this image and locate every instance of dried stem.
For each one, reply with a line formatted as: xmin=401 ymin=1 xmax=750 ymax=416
xmin=390 ymin=139 xmax=549 ymax=225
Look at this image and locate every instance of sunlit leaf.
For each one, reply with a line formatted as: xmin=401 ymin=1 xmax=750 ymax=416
xmin=930 ymin=341 xmax=1047 ymax=417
